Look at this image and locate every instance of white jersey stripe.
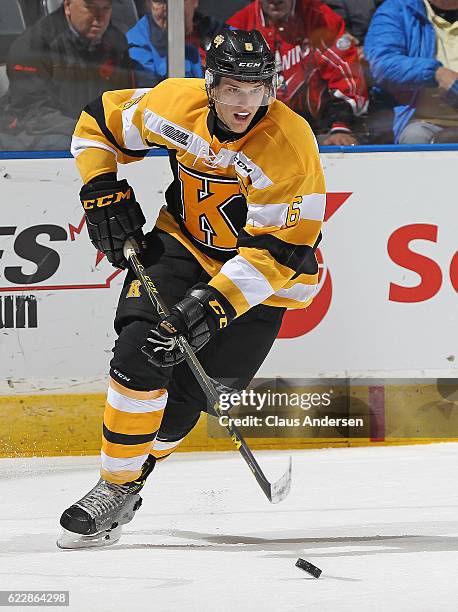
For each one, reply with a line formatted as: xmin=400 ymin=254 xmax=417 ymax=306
xmin=233 ymin=151 xmax=273 ymax=190
xmin=219 ymin=255 xmax=274 ymax=306
xmin=144 ymin=108 xmax=210 ymax=157
xmin=247 ymin=193 xmax=325 ymax=227
xmin=107 ymin=385 xmax=168 ymax=414
xmin=274 ymin=282 xmax=318 ymax=302
xmin=71 ymin=135 xmax=118 ymax=159
xmin=299 ymin=192 xmax=326 ymax=221
xmin=247 ymin=202 xmax=289 ymax=227
xmin=122 ymin=89 xmax=151 ymax=151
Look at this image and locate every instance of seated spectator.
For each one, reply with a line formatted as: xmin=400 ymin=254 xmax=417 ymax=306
xmin=365 ymin=0 xmax=458 ymax=144
xmin=228 ymin=0 xmax=368 ymax=145
xmin=126 ymin=0 xmax=203 ymax=87
xmin=0 ymin=0 xmax=132 ymax=150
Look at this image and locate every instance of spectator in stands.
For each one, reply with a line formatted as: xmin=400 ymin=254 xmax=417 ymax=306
xmin=365 ymin=0 xmax=458 ymax=144
xmin=126 ymin=0 xmax=227 ymax=87
xmin=227 ymin=0 xmax=368 ymax=145
xmin=127 ymin=0 xmax=202 ymax=87
xmin=0 ymin=0 xmax=132 ymax=150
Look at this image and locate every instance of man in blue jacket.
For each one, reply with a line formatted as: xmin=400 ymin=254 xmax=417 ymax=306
xmin=126 ymin=0 xmax=202 ymax=87
xmin=365 ymin=0 xmax=458 ymax=143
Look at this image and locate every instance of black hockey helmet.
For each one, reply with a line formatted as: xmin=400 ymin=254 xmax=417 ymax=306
xmin=205 ymin=29 xmax=278 ymax=106
xmin=206 ymin=29 xmax=276 ymax=80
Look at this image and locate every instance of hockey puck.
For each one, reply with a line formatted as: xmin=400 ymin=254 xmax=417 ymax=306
xmin=295 ymin=558 xmax=322 ymax=578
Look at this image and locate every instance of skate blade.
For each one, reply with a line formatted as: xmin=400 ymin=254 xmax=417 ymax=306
xmin=56 ymin=525 xmax=122 ymax=549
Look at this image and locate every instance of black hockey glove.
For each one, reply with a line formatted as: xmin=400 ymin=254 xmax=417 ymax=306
xmin=142 ymin=284 xmax=236 ymax=368
xmin=80 ymin=177 xmax=146 ymax=269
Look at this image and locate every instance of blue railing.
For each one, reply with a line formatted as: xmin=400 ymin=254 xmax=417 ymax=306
xmin=1 ymin=143 xmax=458 ymax=160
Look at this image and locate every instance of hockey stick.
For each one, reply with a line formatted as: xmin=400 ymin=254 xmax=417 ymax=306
xmin=123 ymin=239 xmax=292 ymax=503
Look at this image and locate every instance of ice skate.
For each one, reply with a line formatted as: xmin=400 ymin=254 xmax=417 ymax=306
xmin=57 ymin=456 xmax=156 ymax=549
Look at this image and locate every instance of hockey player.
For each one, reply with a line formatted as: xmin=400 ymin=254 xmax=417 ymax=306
xmin=57 ymin=29 xmax=325 ymax=548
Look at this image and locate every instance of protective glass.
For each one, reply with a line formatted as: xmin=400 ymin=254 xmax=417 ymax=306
xmin=205 ymin=71 xmax=277 ymax=107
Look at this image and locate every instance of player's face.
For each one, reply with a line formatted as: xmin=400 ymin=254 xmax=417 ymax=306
xmin=261 ymin=0 xmax=294 ymax=22
xmin=213 ymin=78 xmax=266 ymax=134
xmin=64 ymin=0 xmax=112 ymax=41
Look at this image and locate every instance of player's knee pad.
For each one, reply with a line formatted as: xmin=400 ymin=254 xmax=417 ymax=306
xmin=110 ymin=319 xmax=172 ymax=391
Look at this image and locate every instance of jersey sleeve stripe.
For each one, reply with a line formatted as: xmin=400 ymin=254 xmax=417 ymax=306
xmin=283 ymin=272 xmax=319 ymax=287
xmin=246 ymin=193 xmax=325 ymax=227
xmin=85 ymin=96 xmax=149 ymax=158
xmin=71 ymin=135 xmax=118 ymax=159
xmin=237 ymin=228 xmax=317 ymax=275
xmin=264 ymin=294 xmax=315 ymax=309
xmin=274 ymin=282 xmax=318 ymax=302
xmin=213 ymin=254 xmax=275 ymax=307
xmin=73 ymin=146 xmax=118 ymax=183
xmin=209 ymin=272 xmax=252 ymax=316
xmin=246 ymin=202 xmax=289 ymax=228
xmin=238 ymin=246 xmax=297 ymax=288
xmin=243 ymin=219 xmax=322 ymax=246
xmin=122 ymin=104 xmax=146 ymax=151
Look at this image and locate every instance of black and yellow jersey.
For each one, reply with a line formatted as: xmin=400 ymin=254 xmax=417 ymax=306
xmin=72 ymin=78 xmax=325 ymax=317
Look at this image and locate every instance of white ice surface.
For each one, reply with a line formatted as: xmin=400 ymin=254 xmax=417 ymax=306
xmin=0 ymin=444 xmax=457 ymax=612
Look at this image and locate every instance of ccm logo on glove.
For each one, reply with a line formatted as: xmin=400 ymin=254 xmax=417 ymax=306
xmin=80 ymin=177 xmax=146 ymax=269
xmin=82 ymin=188 xmax=132 ymax=210
xmin=208 ymin=299 xmax=228 ymax=328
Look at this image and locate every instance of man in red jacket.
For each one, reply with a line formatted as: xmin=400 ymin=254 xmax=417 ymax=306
xmin=228 ymin=0 xmax=368 ymax=144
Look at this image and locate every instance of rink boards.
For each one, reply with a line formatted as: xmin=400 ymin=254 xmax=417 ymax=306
xmin=1 ymin=150 xmax=457 ymax=455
